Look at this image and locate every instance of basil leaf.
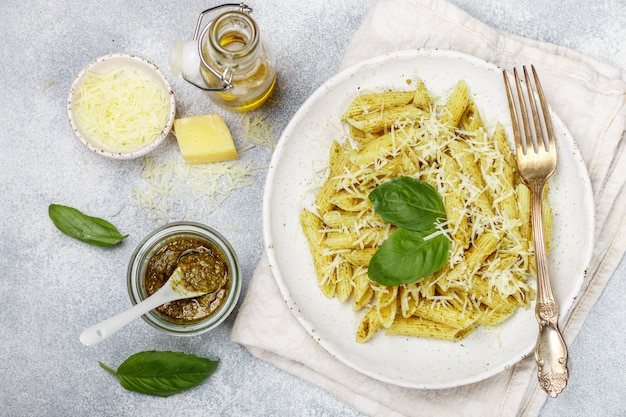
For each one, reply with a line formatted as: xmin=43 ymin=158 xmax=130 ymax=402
xmin=367 ymin=228 xmax=450 ymax=286
xmin=100 ymin=351 xmax=219 ymax=397
xmin=368 ymin=176 xmax=446 ymax=232
xmin=48 ymin=204 xmax=128 ymax=247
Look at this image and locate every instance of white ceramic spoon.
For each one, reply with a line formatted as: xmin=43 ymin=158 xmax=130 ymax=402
xmin=79 ymin=267 xmax=208 ymax=346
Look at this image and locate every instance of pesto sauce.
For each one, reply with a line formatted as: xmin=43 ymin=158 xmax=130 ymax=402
xmin=144 ymin=237 xmax=229 ymax=323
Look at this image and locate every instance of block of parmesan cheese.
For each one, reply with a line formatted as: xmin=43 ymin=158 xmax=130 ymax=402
xmin=173 ymin=114 xmax=238 ymax=163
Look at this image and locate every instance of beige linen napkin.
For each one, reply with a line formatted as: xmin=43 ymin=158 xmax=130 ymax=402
xmin=232 ymin=0 xmax=626 ymax=416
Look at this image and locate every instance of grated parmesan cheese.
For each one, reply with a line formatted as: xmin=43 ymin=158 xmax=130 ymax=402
xmin=240 ymin=114 xmax=278 ymax=152
xmin=73 ymin=65 xmax=170 ymax=153
xmin=133 ymin=152 xmax=264 ymax=225
xmin=132 ymin=113 xmax=277 ymax=224
xmin=311 ymin=89 xmax=544 ymax=316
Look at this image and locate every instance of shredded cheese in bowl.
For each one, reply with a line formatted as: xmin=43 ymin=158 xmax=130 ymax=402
xmin=67 ymin=54 xmax=176 ymax=159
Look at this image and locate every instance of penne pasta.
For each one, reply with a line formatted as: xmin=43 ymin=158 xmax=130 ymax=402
xmin=440 ymin=80 xmax=470 ymax=127
xmin=342 ymin=248 xmax=378 ymax=267
xmin=352 ymin=269 xmax=374 ymax=311
xmin=300 ymin=77 xmax=551 ymax=343
xmin=346 ymin=105 xmax=428 ymax=134
xmin=386 ymin=317 xmax=477 ymax=341
xmin=413 ymin=299 xmax=480 ymax=330
xmin=342 ymin=90 xmax=415 ymax=120
xmin=356 ymin=307 xmax=382 ymax=343
xmin=335 ymin=260 xmax=354 ymax=303
xmin=399 ymin=283 xmax=420 ymax=318
xmin=412 ymin=79 xmax=432 ymax=111
xmin=316 ymin=140 xmax=354 ymax=215
xmin=459 ymin=99 xmax=483 ymax=132
xmin=300 ymin=209 xmax=336 ymax=298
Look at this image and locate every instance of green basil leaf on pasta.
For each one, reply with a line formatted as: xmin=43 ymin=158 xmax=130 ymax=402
xmin=368 ymin=176 xmax=446 ymax=232
xmin=367 ymin=228 xmax=450 ymax=286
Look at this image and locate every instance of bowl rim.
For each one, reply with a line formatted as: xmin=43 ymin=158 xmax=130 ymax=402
xmin=66 ymin=53 xmax=176 ymax=160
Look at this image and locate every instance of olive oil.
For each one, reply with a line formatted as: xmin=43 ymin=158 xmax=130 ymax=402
xmin=199 ymin=11 xmax=276 ymax=112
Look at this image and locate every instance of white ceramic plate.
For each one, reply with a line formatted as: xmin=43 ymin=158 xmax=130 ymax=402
xmin=262 ymin=49 xmax=594 ymax=389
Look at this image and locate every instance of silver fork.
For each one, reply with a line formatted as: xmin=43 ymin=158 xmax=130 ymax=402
xmin=503 ymin=65 xmax=568 ymax=398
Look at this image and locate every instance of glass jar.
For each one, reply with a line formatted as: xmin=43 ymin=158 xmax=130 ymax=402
xmin=127 ymin=222 xmax=241 ymax=336
xmin=194 ymin=4 xmax=276 ymax=111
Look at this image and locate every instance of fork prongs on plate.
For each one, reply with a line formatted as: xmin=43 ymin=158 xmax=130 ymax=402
xmin=503 ymin=65 xmax=568 ymax=398
xmin=503 ymin=65 xmax=557 ymax=171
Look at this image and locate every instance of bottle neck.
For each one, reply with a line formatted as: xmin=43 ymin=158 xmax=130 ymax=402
xmin=203 ymin=11 xmax=260 ymax=74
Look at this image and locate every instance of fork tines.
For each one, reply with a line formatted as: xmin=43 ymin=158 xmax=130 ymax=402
xmin=503 ymin=65 xmax=556 ymax=158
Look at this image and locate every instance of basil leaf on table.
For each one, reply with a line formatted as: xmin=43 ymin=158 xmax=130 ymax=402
xmin=48 ymin=204 xmax=128 ymax=247
xmin=99 ymin=351 xmax=219 ymax=397
xmin=368 ymin=176 xmax=446 ymax=231
xmin=367 ymin=228 xmax=450 ymax=286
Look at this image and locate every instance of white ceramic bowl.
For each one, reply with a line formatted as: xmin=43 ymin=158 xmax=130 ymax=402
xmin=67 ymin=54 xmax=176 ymax=159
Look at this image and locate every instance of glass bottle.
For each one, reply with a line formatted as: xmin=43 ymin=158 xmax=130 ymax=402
xmin=184 ymin=4 xmax=276 ymax=112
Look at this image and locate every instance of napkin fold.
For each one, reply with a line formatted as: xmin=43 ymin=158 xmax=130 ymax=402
xmin=232 ymin=0 xmax=626 ymax=416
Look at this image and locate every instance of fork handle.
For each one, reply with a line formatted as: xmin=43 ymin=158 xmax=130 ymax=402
xmin=530 ymin=182 xmax=568 ymax=398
